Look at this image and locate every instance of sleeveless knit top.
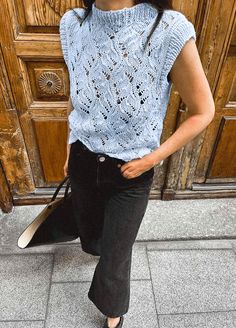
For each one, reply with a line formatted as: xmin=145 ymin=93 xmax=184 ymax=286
xmin=59 ymin=2 xmax=196 ymax=162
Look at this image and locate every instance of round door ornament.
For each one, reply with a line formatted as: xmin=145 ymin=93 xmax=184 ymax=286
xmin=38 ymin=72 xmax=62 ymax=95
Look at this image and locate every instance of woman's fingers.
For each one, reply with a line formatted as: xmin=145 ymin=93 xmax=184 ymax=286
xmin=63 ymin=160 xmax=68 ymax=177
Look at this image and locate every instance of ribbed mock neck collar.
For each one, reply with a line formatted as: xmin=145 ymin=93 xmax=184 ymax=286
xmin=91 ymin=2 xmax=158 ymax=27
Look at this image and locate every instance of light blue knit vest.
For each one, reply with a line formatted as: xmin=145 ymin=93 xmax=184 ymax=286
xmin=59 ymin=2 xmax=196 ymax=162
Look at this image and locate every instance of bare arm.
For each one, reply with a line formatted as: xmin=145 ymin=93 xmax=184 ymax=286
xmin=148 ymin=38 xmax=215 ymax=166
xmin=120 ymin=38 xmax=215 ymax=178
xmin=66 ymin=96 xmax=73 ymax=159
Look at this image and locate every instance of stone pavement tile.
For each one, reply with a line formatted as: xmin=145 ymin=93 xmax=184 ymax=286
xmin=147 ymin=249 xmax=236 ymax=314
xmin=158 ymin=311 xmax=236 ymax=328
xmin=45 ymin=280 xmax=157 ymax=328
xmin=147 ymin=239 xmax=233 ymax=251
xmin=0 ymin=254 xmax=53 ymax=321
xmin=139 ymin=198 xmax=236 ymax=240
xmin=45 ymin=282 xmax=104 ymax=328
xmin=0 ymin=321 xmax=44 ymax=328
xmin=52 ymin=245 xmax=99 ymax=282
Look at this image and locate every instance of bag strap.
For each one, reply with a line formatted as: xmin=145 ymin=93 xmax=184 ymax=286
xmin=63 ymin=177 xmax=71 ymax=200
xmin=50 ymin=175 xmax=70 ymax=202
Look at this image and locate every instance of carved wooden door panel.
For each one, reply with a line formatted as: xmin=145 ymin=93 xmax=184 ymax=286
xmin=0 ymin=0 xmax=81 ymax=200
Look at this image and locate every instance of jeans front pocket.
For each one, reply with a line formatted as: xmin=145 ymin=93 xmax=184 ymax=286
xmin=113 ymin=158 xmax=154 ymax=188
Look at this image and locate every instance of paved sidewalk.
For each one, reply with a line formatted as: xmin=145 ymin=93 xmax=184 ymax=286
xmin=0 ymin=198 xmax=236 ymax=327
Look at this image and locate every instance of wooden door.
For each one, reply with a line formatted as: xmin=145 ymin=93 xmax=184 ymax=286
xmin=159 ymin=0 xmax=236 ymax=200
xmin=0 ymin=0 xmax=82 ymax=209
xmin=194 ymin=24 xmax=236 ymax=186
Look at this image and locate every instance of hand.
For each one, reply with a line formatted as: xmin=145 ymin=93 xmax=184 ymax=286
xmin=63 ymin=157 xmax=69 ymax=177
xmin=120 ymin=154 xmax=156 ymax=179
xmin=64 ymin=143 xmax=71 ymax=177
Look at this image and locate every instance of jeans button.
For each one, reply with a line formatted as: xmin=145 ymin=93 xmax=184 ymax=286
xmin=98 ymin=156 xmax=106 ymax=162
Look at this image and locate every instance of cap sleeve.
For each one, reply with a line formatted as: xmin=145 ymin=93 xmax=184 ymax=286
xmin=162 ymin=12 xmax=197 ymax=83
xmin=59 ymin=10 xmax=71 ymax=67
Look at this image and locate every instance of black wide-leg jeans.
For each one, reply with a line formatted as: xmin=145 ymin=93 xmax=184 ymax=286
xmin=68 ymin=139 xmax=154 ymax=317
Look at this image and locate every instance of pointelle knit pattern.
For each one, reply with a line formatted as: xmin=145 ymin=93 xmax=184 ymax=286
xmin=59 ymin=2 xmax=196 ymax=162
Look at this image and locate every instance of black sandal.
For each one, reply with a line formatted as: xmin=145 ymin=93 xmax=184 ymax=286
xmin=103 ymin=315 xmax=124 ymax=328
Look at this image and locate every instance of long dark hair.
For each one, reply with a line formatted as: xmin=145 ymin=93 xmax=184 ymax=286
xmin=72 ymin=1 xmax=173 ymax=52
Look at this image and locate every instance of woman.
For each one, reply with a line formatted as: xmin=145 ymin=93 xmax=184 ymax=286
xmin=59 ymin=1 xmax=215 ymax=327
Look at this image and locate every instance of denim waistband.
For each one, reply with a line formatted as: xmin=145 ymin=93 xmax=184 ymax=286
xmin=72 ymin=139 xmax=126 ymax=164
